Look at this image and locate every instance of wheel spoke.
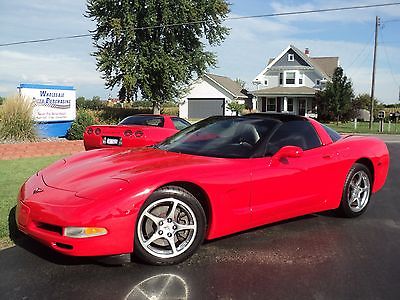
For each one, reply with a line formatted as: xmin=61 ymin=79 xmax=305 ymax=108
xmin=144 ymin=232 xmax=162 ymax=246
xmin=167 ymin=200 xmax=179 ymax=220
xmin=356 ymin=197 xmax=361 ymax=208
xmin=176 ymin=223 xmax=196 ymax=231
xmin=355 ymin=174 xmax=362 ymax=186
xmin=144 ymin=211 xmax=163 ymax=225
xmin=166 ymin=235 xmax=178 ymax=255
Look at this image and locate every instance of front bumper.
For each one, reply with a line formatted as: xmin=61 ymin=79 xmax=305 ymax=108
xmin=16 ymin=174 xmax=136 ymax=257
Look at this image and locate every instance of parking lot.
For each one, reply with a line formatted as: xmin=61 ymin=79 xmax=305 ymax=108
xmin=1 ymin=142 xmax=399 ymax=300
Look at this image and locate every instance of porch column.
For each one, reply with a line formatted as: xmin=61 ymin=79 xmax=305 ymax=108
xmin=283 ymin=97 xmax=288 ymax=112
xmin=305 ymin=98 xmax=308 ymax=116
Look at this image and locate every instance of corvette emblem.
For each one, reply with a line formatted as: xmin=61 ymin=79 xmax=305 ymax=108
xmin=33 ymin=187 xmax=44 ymax=194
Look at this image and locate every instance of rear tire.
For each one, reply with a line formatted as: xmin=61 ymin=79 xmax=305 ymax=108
xmin=337 ymin=163 xmax=372 ymax=218
xmin=134 ymin=186 xmax=206 ymax=265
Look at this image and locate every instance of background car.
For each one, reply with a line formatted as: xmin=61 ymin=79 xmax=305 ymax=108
xmin=16 ymin=114 xmax=389 ymax=265
xmin=83 ymin=114 xmax=191 ymax=150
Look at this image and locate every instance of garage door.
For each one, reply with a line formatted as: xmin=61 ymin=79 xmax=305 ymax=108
xmin=188 ymin=98 xmax=224 ymax=119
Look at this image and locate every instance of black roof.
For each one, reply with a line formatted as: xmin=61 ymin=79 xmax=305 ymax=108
xmin=243 ymin=113 xmax=307 ymax=122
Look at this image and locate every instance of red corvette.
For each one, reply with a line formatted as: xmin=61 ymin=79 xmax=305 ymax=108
xmin=83 ymin=114 xmax=191 ymax=150
xmin=16 ymin=114 xmax=389 ymax=265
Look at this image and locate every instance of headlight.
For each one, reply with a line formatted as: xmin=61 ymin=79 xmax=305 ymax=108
xmin=64 ymin=227 xmax=108 ymax=238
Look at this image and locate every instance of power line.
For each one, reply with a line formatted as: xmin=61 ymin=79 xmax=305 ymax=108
xmin=0 ymin=34 xmax=92 ymax=47
xmin=347 ymin=32 xmax=375 ymax=70
xmin=1 ymin=2 xmax=400 ymax=47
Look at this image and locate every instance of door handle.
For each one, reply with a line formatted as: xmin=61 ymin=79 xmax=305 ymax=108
xmin=323 ymin=152 xmax=339 ymax=159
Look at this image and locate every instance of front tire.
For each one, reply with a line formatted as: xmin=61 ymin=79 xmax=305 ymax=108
xmin=337 ymin=163 xmax=372 ymax=218
xmin=134 ymin=186 xmax=206 ymax=265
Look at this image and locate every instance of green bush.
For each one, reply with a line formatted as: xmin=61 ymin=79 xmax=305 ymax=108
xmin=0 ymin=94 xmax=37 ymax=142
xmin=76 ymin=96 xmax=106 ymax=110
xmin=97 ymin=107 xmax=153 ymax=124
xmin=66 ymin=109 xmax=96 ymax=140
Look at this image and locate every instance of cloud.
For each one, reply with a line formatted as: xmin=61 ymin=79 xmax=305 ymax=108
xmin=0 ymin=50 xmax=104 ymax=96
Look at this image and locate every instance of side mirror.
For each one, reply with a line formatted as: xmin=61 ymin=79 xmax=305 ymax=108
xmin=270 ymin=146 xmax=303 ymax=166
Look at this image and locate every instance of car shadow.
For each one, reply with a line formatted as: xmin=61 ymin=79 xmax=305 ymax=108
xmin=8 ymin=206 xmax=124 ymax=267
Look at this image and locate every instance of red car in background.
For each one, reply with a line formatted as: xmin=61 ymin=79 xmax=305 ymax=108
xmin=84 ymin=114 xmax=191 ymax=150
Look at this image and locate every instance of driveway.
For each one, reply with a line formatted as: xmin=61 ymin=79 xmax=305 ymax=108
xmin=1 ymin=143 xmax=399 ymax=299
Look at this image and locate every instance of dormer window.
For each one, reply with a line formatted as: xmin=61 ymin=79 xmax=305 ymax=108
xmin=316 ymin=79 xmax=321 ymax=86
xmin=288 ymin=54 xmax=295 ymax=61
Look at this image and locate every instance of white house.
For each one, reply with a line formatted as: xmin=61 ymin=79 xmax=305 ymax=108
xmin=251 ymin=45 xmax=339 ymax=117
xmin=179 ymin=73 xmax=249 ymax=119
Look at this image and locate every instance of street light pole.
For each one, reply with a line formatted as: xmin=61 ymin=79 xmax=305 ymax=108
xmin=369 ymin=16 xmax=380 ymax=130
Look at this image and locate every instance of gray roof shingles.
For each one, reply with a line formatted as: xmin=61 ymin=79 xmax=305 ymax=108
xmin=205 ymin=73 xmax=248 ymax=98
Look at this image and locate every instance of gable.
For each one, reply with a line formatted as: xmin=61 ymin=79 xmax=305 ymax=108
xmin=272 ymin=49 xmax=311 ymax=68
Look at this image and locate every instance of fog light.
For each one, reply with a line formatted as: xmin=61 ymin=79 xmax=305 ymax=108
xmin=64 ymin=227 xmax=108 ymax=238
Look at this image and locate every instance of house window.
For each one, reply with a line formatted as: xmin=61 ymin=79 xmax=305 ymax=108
xmin=316 ymin=79 xmax=321 ymax=86
xmin=279 ymin=73 xmax=283 ymax=85
xmin=288 ymin=54 xmax=294 ymax=61
xmin=299 ymin=76 xmax=303 ymax=85
xmin=286 ymin=72 xmax=295 ymax=84
xmin=267 ymin=98 xmax=276 ymax=111
xmin=287 ymin=98 xmax=294 ymax=112
xmin=264 ymin=80 xmax=268 ymax=86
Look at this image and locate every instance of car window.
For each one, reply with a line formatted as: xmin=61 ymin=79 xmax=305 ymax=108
xmin=322 ymin=124 xmax=342 ymax=142
xmin=266 ymin=120 xmax=321 ymax=156
xmin=171 ymin=117 xmax=191 ymax=130
xmin=157 ymin=116 xmax=280 ymax=158
xmin=119 ymin=115 xmax=164 ymax=127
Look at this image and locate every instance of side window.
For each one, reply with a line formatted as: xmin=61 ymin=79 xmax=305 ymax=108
xmin=172 ymin=117 xmax=191 ymax=130
xmin=322 ymin=124 xmax=342 ymax=142
xmin=267 ymin=120 xmax=321 ymax=155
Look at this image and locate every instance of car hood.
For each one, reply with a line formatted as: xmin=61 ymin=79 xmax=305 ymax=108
xmin=41 ymin=147 xmax=212 ymax=193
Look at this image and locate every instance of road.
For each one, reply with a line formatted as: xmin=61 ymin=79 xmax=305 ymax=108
xmin=1 ymin=143 xmax=399 ymax=300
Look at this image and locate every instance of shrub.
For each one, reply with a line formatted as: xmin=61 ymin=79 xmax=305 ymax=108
xmin=0 ymin=94 xmax=37 ymax=142
xmin=76 ymin=96 xmax=106 ymax=110
xmin=66 ymin=109 xmax=96 ymax=140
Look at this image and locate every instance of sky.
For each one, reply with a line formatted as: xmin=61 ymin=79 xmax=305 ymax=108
xmin=0 ymin=1 xmax=400 ymax=103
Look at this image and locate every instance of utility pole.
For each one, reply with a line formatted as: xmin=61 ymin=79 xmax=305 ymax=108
xmin=369 ymin=16 xmax=380 ymax=129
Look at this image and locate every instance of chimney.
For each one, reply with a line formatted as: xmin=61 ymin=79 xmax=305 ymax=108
xmin=304 ymin=48 xmax=310 ymax=57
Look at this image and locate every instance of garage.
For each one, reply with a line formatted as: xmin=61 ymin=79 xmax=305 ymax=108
xmin=187 ymin=98 xmax=224 ymax=119
xmin=179 ymin=73 xmax=249 ymax=119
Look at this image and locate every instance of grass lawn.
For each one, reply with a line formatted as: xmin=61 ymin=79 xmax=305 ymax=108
xmin=0 ymin=155 xmax=63 ymax=249
xmin=324 ymin=121 xmax=400 ymax=134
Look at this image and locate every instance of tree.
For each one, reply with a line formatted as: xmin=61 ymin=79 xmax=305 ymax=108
xmin=86 ymin=0 xmax=230 ymax=114
xmin=227 ymin=100 xmax=245 ymax=116
xmin=316 ymin=67 xmax=354 ymax=123
xmin=234 ymin=78 xmax=246 ymax=89
xmin=352 ymin=93 xmax=378 ymax=110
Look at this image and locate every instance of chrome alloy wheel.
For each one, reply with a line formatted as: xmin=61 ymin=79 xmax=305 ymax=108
xmin=347 ymin=170 xmax=371 ymax=213
xmin=137 ymin=198 xmax=198 ymax=259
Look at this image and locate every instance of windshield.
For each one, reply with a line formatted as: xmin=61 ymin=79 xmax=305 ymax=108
xmin=157 ymin=116 xmax=281 ymax=158
xmin=118 ymin=115 xmax=164 ymax=127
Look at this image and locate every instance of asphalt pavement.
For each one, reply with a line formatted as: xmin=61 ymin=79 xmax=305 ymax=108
xmin=1 ymin=143 xmax=400 ymax=300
